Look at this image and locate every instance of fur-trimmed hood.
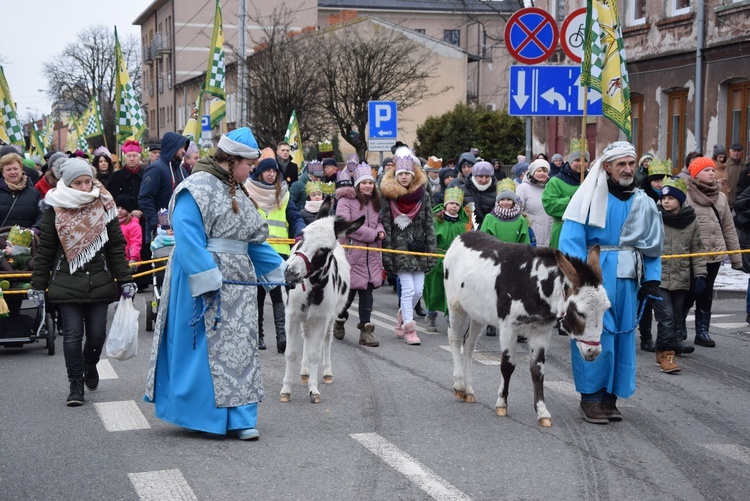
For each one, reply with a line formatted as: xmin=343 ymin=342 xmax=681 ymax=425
xmin=335 ymin=185 xmax=356 ymax=200
xmin=379 ymin=165 xmax=428 ymax=200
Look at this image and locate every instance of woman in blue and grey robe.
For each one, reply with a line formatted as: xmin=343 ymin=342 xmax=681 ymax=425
xmin=144 ymin=128 xmax=284 ymax=440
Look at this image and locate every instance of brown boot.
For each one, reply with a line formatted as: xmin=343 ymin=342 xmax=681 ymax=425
xmin=657 ymin=351 xmax=681 ymax=373
xmin=358 ymin=322 xmax=379 ymax=347
xmin=579 ymin=402 xmax=609 ymax=424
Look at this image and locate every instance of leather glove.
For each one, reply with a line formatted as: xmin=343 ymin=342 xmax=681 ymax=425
xmin=692 ymin=276 xmax=707 ymax=295
xmin=27 ymin=289 xmax=45 ymax=307
xmin=121 ymin=282 xmax=138 ymax=299
xmin=637 ymin=281 xmax=661 ymax=303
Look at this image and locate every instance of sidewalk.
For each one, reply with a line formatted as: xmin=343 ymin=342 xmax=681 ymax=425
xmin=714 ymin=262 xmax=748 ymax=300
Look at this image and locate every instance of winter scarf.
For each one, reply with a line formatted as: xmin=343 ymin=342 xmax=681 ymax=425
xmin=659 ymin=204 xmax=696 ymax=230
xmin=688 ymin=177 xmax=719 ymax=204
xmin=44 ymin=180 xmax=117 ymax=273
xmin=470 ymin=176 xmax=492 ymax=191
xmin=245 ymin=178 xmax=286 ymax=213
xmin=492 ymin=204 xmax=521 ymax=221
xmin=390 ymin=186 xmax=424 ymax=230
xmin=5 ymin=175 xmax=28 ymax=192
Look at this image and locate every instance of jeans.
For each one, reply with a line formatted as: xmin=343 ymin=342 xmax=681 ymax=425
xmin=340 ymin=286 xmax=374 ymax=323
xmin=59 ymin=302 xmax=109 ymax=381
xmin=652 ymin=288 xmax=687 ymax=351
xmin=397 ymin=271 xmax=424 ymax=323
xmin=580 ymin=389 xmax=616 ymax=404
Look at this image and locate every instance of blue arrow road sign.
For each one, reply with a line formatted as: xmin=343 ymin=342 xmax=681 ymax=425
xmin=368 ymin=101 xmax=397 ymax=139
xmin=508 ymin=65 xmax=603 ymax=117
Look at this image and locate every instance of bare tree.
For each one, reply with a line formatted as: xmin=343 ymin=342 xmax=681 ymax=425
xmin=44 ymin=25 xmax=141 ymax=150
xmin=317 ymin=23 xmax=448 ymax=159
xmin=244 ymin=6 xmax=332 ymax=149
xmin=456 ymin=0 xmax=525 ymax=44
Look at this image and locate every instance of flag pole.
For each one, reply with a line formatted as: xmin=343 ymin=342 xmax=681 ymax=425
xmin=581 ymin=86 xmax=588 ymax=184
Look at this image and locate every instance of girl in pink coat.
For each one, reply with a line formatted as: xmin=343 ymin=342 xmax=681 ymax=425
xmin=116 ymin=195 xmax=142 ymax=271
xmin=333 ymin=162 xmax=385 ymax=347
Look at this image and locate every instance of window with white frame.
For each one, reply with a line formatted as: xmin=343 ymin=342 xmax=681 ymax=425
xmin=627 ymin=0 xmax=646 ymax=25
xmin=669 ymin=0 xmax=690 ymax=16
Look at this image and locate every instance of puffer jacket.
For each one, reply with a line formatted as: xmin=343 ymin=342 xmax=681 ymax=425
xmin=733 ymin=184 xmax=750 ymax=272
xmin=335 ymin=193 xmax=385 ymax=290
xmin=461 ymin=174 xmax=497 ymax=228
xmin=31 ymin=208 xmax=133 ymax=303
xmin=516 ymin=177 xmax=553 ymax=246
xmin=0 ymin=179 xmax=42 ymax=230
xmin=380 ymin=167 xmax=437 ymax=273
xmin=659 ymin=205 xmax=707 ymax=290
xmin=686 ymin=179 xmax=742 ymax=266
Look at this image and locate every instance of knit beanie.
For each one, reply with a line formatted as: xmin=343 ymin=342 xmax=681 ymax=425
xmin=638 ymin=153 xmax=654 ymax=167
xmin=471 ymin=161 xmax=494 ymax=177
xmin=48 ymin=152 xmax=68 ymax=180
xmin=511 ymin=161 xmax=529 ymax=179
xmin=439 ymin=166 xmax=455 ymax=184
xmin=528 ymin=159 xmax=550 ymax=177
xmin=116 ymin=194 xmax=138 ymax=213
xmin=551 ymin=153 xmax=563 ymax=163
xmin=660 ymin=177 xmax=687 ymax=205
xmin=322 ymin=158 xmax=338 ymax=169
xmin=688 ymin=157 xmax=715 ymax=178
xmin=712 ymin=144 xmax=727 ymax=159
xmin=60 ymin=158 xmax=94 ymax=186
xmin=252 ymin=158 xmax=281 ymax=180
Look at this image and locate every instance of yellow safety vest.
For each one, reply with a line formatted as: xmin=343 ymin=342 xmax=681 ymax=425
xmin=261 ymin=192 xmax=290 ymax=255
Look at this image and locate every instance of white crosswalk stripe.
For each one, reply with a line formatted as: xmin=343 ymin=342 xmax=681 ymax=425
xmin=701 ymin=444 xmax=750 ymax=465
xmin=96 ymin=359 xmax=118 ymax=380
xmin=94 ymin=401 xmax=151 ymax=432
xmin=351 ymin=302 xmax=434 ymax=334
xmin=128 ymin=469 xmax=197 ymax=501
xmin=351 ymin=433 xmax=472 ymax=501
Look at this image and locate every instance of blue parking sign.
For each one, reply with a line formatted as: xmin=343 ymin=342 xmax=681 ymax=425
xmin=201 ymin=115 xmax=210 ymax=131
xmin=368 ymin=101 xmax=397 ymax=139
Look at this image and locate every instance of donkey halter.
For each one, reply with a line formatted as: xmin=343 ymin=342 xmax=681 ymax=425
xmin=557 ymin=312 xmax=601 ymax=347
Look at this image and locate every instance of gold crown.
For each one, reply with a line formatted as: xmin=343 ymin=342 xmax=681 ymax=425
xmin=661 ymin=176 xmax=687 ymax=195
xmin=496 ymin=178 xmax=516 ymax=194
xmin=320 ymin=181 xmax=336 ymax=196
xmin=7 ymin=226 xmax=32 ymax=248
xmin=318 ymin=140 xmax=333 ymax=153
xmin=305 ymin=181 xmax=323 ymax=196
xmin=569 ymin=137 xmax=585 ymax=155
xmin=648 ymin=158 xmax=672 ymax=178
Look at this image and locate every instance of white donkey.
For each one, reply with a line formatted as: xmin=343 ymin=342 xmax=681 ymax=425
xmin=281 ymin=206 xmax=364 ymax=404
xmin=444 ymin=232 xmax=610 ymax=426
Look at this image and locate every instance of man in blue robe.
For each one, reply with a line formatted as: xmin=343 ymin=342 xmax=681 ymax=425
xmin=559 ymin=141 xmax=664 ymax=424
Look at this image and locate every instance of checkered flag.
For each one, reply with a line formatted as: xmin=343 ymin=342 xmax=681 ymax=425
xmin=0 ymin=66 xmax=25 ymax=147
xmin=82 ymin=95 xmax=104 ymax=138
xmin=114 ymin=28 xmax=145 ymax=144
xmin=204 ymin=0 xmax=226 ymax=101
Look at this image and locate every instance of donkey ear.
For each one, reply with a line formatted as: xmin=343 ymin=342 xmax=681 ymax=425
xmin=315 ymin=197 xmax=332 ymax=220
xmin=333 ymin=215 xmax=365 ymax=238
xmin=586 ymin=244 xmax=603 ymax=281
xmin=554 ymin=250 xmax=580 ymax=290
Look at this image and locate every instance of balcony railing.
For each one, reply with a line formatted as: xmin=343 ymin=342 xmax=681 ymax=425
xmin=151 ymin=33 xmax=172 ymax=57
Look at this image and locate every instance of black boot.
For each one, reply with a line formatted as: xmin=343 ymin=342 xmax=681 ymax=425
xmin=414 ymin=299 xmax=427 ymax=318
xmin=694 ymin=310 xmax=716 ymax=347
xmin=674 ymin=338 xmax=694 ymax=355
xmin=273 ymin=302 xmax=286 ymax=353
xmin=84 ymin=362 xmax=99 ymax=391
xmin=67 ymin=379 xmax=85 ymax=407
xmin=640 ymin=338 xmax=655 ymax=352
xmin=258 ymin=336 xmax=266 ymax=350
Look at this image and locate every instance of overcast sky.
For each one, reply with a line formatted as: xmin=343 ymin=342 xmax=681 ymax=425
xmin=2 ymin=0 xmax=150 ymax=123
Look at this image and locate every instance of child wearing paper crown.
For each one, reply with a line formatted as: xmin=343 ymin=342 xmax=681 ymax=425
xmin=0 ymin=225 xmax=35 ymax=290
xmin=480 ymin=178 xmax=530 ymax=244
xmin=333 ymin=162 xmax=385 ymax=347
xmin=298 ymin=181 xmax=325 ymax=225
xmin=423 ymin=187 xmax=468 ymax=332
xmin=653 ymin=177 xmax=706 ymax=373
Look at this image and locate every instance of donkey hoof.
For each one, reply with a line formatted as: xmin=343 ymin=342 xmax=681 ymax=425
xmin=496 ymin=407 xmax=507 ymax=417
xmin=300 ymin=375 xmax=309 ymax=384
xmin=539 ymin=417 xmax=553 ymax=427
xmin=453 ymin=389 xmax=465 ymax=401
xmin=309 ymin=393 xmax=320 ymax=404
xmin=323 ymin=375 xmax=333 ymax=384
xmin=463 ymin=394 xmax=476 ymax=403
xmin=279 ymin=393 xmax=290 ymax=403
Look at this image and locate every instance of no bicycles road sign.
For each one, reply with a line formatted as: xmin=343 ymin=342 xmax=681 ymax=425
xmin=560 ymin=8 xmax=587 ymax=63
xmin=504 ymin=8 xmax=559 ymax=65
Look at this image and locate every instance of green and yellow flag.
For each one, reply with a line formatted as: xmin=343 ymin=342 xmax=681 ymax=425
xmin=29 ymin=123 xmax=47 ymax=157
xmin=283 ymin=111 xmax=304 ymax=173
xmin=204 ymin=0 xmax=225 ymax=100
xmin=66 ymin=119 xmax=78 ymax=152
xmin=114 ymin=27 xmax=145 ymax=144
xmin=208 ymin=97 xmax=225 ymax=130
xmin=581 ymin=0 xmax=631 ymax=139
xmin=0 ymin=66 xmax=25 ymax=147
xmin=81 ymin=94 xmax=104 ymax=138
xmin=75 ymin=117 xmax=88 ymax=151
xmin=42 ymin=115 xmax=55 ymax=149
xmin=183 ymin=89 xmax=203 ymax=141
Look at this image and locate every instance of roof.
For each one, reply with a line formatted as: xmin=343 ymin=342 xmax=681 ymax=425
xmin=318 ymin=0 xmax=516 ymax=14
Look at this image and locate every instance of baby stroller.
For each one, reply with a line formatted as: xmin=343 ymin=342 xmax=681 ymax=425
xmin=0 ymin=226 xmax=56 ymax=355
xmin=145 ymin=244 xmax=173 ymax=332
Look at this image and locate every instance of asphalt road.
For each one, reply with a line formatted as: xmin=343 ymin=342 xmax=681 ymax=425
xmin=1 ymin=287 xmax=749 ymax=500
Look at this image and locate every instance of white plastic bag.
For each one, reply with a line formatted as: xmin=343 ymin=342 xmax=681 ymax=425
xmin=105 ymin=296 xmax=140 ymax=361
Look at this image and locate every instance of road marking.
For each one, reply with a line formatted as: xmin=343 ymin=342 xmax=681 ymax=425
xmin=94 ymin=401 xmax=151 ymax=432
xmin=351 ymin=303 xmax=433 ymax=334
xmin=685 ymin=314 xmax=730 ymax=322
xmin=350 ymin=433 xmax=472 ymax=501
xmin=702 ymin=444 xmax=750 ymax=465
xmin=97 ymin=359 xmax=118 ymax=380
xmin=128 ymin=469 xmax=197 ymax=501
xmin=712 ymin=322 xmax=749 ymax=330
xmin=438 ymin=345 xmax=532 ymax=366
